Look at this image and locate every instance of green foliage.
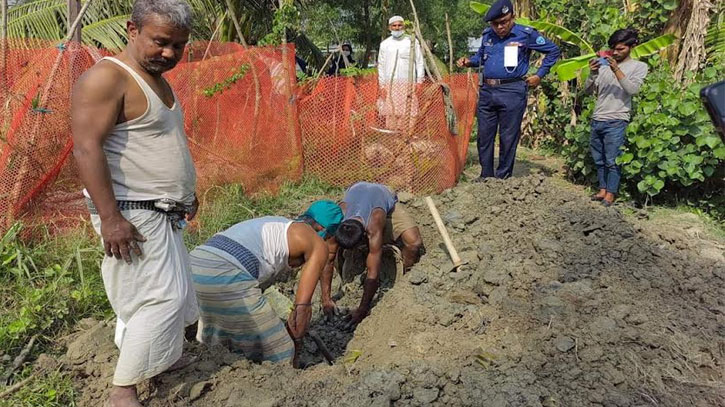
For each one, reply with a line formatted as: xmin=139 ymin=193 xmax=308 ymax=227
xmin=339 ymin=66 xmax=378 ymax=77
xmin=0 ymin=223 xmax=108 ymax=353
xmin=630 ymin=34 xmax=676 ymax=59
xmin=203 ymin=64 xmax=250 ymax=97
xmin=562 ymin=58 xmax=724 ymax=200
xmin=534 ymin=0 xmax=675 ymax=51
xmin=260 ymin=2 xmax=301 ymax=46
xmin=0 ymin=369 xmax=77 ymax=407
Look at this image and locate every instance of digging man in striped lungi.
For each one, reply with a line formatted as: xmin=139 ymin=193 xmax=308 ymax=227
xmin=71 ymin=1 xmax=198 ymax=406
xmin=189 ymin=201 xmax=343 ymax=367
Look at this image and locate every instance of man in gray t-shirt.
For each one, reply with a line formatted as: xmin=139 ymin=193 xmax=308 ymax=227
xmin=585 ymin=28 xmax=648 ymax=206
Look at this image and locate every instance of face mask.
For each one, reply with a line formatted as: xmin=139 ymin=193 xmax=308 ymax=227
xmin=391 ymin=30 xmax=404 ymax=38
xmin=342 ymin=51 xmax=351 ymax=57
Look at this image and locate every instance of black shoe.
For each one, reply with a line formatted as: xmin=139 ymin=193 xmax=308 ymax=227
xmin=473 ymin=176 xmax=487 ymax=183
xmin=590 ymin=194 xmax=604 ymax=201
xmin=601 ymin=199 xmax=613 ymax=207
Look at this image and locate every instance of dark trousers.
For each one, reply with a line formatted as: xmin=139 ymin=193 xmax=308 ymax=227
xmin=590 ymin=119 xmax=627 ymax=194
xmin=476 ymin=81 xmax=528 ymax=179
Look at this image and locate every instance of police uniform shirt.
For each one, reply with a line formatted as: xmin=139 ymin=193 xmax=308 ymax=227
xmin=469 ymin=24 xmax=561 ymax=80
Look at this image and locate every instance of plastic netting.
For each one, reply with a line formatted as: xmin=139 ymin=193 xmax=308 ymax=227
xmin=0 ymin=40 xmax=477 ymax=233
xmin=0 ymin=41 xmax=302 ymax=231
xmin=298 ymin=73 xmax=477 ymax=194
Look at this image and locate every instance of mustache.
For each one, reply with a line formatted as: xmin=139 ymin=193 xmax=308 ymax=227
xmin=148 ymin=58 xmax=176 ymax=66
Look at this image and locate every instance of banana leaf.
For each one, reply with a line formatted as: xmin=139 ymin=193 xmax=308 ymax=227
xmin=523 ymin=20 xmax=594 ymax=54
xmin=630 ymin=34 xmax=675 ymax=59
xmin=705 ymin=23 xmax=725 ymax=58
xmin=469 ymin=1 xmax=491 ymax=15
xmin=470 ymin=4 xmax=594 ymax=54
xmin=552 ymin=57 xmax=592 ymax=81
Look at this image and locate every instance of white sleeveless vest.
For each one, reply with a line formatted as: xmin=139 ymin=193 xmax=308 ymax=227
xmin=83 ymin=57 xmax=197 ymax=205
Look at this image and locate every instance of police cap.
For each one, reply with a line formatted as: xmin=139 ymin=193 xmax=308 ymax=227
xmin=485 ymin=0 xmax=514 ymax=22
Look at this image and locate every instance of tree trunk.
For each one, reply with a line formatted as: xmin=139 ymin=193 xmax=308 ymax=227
xmin=361 ymin=0 xmax=373 ymax=68
xmin=674 ymin=0 xmax=714 ymax=83
xmin=68 ymin=0 xmax=82 ymax=43
xmin=381 ymin=0 xmax=389 ymax=41
xmin=514 ymin=0 xmax=536 ymax=19
xmin=663 ymin=0 xmax=695 ymax=64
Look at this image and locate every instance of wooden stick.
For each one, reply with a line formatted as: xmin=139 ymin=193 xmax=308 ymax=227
xmin=225 ymin=0 xmax=261 ymax=144
xmin=1 ymin=0 xmax=8 ymax=134
xmin=201 ymin=10 xmax=228 ymax=61
xmin=309 ymin=332 xmax=334 ymax=365
xmin=445 ymin=13 xmax=454 ymax=73
xmin=408 ymin=0 xmax=458 ymax=135
xmin=2 ymin=335 xmax=37 ymax=384
xmin=424 ymin=196 xmax=463 ymax=268
xmin=0 ymin=369 xmax=43 ymax=399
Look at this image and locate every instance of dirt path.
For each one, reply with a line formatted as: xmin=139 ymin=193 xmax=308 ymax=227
xmin=64 ymin=153 xmax=725 ymax=407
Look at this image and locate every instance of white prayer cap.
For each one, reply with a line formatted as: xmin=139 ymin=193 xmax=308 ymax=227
xmin=388 ymin=15 xmax=404 ymax=25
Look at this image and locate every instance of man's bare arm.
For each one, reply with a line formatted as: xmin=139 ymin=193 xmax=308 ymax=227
xmin=71 ymin=64 xmax=145 ymax=263
xmin=348 ymin=209 xmax=385 ymax=324
xmin=287 ymin=224 xmax=328 ymax=334
xmin=321 ymin=237 xmax=339 ymax=316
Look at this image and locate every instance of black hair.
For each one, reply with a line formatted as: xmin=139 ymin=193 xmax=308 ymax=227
xmin=608 ymin=28 xmax=639 ymax=49
xmin=335 ymin=219 xmax=366 ymax=249
xmin=342 ymin=43 xmax=353 ymax=52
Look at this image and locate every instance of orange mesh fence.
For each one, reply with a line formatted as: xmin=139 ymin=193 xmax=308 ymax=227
xmin=165 ymin=43 xmax=303 ymax=197
xmin=0 ymin=41 xmax=302 ymax=232
xmin=0 ymin=39 xmax=477 ymax=234
xmin=297 ymin=73 xmax=477 ymax=194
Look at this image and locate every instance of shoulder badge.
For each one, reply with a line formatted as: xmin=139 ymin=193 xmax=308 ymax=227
xmin=536 ymin=36 xmax=546 ymax=45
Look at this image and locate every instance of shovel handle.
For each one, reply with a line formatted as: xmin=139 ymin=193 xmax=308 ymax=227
xmin=424 ymin=196 xmax=462 ymax=267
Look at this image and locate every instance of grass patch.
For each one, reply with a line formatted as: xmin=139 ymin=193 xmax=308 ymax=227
xmin=0 ymin=368 xmax=77 ymax=407
xmin=0 ymin=222 xmax=108 ymax=355
xmin=187 ymin=175 xmax=343 ymax=247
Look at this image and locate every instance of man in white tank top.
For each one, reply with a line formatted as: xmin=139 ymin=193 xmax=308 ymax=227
xmin=71 ymin=1 xmax=197 ymax=406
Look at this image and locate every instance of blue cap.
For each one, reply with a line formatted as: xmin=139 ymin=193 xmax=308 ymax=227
xmin=303 ymin=200 xmax=343 ymax=238
xmin=485 ymin=0 xmax=514 ymax=22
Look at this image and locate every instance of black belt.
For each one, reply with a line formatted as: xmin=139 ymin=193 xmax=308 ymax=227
xmin=483 ymin=77 xmax=524 ymax=86
xmin=86 ymin=198 xmax=158 ymax=215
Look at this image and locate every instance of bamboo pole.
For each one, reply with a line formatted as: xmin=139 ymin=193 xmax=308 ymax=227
xmin=225 ymin=0 xmax=262 ymax=143
xmin=445 ymin=13 xmax=454 ymax=73
xmin=67 ymin=0 xmax=82 ymax=43
xmin=277 ymin=0 xmax=303 ymax=175
xmin=1 ymin=0 xmax=8 ymax=133
xmin=201 ymin=10 xmax=227 ymax=61
xmin=6 ymin=0 xmax=93 ymax=226
xmin=408 ymin=0 xmax=458 ymax=135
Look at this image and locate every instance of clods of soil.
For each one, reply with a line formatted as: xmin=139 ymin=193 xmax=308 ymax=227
xmin=64 ymin=171 xmax=725 ymax=407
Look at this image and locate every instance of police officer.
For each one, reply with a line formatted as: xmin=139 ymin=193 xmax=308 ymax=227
xmin=457 ymin=0 xmax=560 ymax=180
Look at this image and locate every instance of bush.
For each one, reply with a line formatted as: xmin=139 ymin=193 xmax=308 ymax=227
xmin=562 ymin=58 xmax=725 ymax=200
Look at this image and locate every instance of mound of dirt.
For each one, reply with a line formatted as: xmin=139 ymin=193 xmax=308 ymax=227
xmin=64 ymin=172 xmax=725 ymax=407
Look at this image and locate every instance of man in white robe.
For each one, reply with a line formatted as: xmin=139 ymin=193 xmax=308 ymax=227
xmin=377 ymin=15 xmax=426 ymax=131
xmin=71 ymin=1 xmax=198 ymax=406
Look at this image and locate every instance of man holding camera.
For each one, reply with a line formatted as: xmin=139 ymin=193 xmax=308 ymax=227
xmin=586 ymin=28 xmax=649 ymax=207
